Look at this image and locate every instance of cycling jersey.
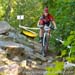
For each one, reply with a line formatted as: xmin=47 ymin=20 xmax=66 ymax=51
xmin=39 ymin=14 xmax=54 ymax=26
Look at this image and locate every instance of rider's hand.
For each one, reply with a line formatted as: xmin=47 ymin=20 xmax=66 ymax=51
xmin=54 ymin=26 xmax=57 ymax=30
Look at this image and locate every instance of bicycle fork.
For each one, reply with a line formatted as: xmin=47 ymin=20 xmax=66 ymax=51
xmin=41 ymin=32 xmax=49 ymax=56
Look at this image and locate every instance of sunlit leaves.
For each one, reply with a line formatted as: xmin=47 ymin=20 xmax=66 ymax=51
xmin=70 ymin=31 xmax=75 ymax=35
xmin=61 ymin=50 xmax=67 ymax=57
xmin=71 ymin=46 xmax=75 ymax=53
xmin=0 ymin=6 xmax=5 ymax=17
xmin=63 ymin=31 xmax=75 ymax=56
xmin=46 ymin=61 xmax=64 ymax=75
xmin=66 ymin=57 xmax=75 ymax=62
xmin=64 ymin=36 xmax=74 ymax=46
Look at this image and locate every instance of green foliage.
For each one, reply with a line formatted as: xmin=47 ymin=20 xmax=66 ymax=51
xmin=46 ymin=61 xmax=64 ymax=75
xmin=56 ymin=49 xmax=67 ymax=58
xmin=0 ymin=0 xmax=43 ymax=28
xmin=64 ymin=35 xmax=74 ymax=46
xmin=61 ymin=50 xmax=67 ymax=57
xmin=0 ymin=0 xmax=75 ymax=56
xmin=66 ymin=57 xmax=75 ymax=63
xmin=0 ymin=0 xmax=75 ymax=39
xmin=64 ymin=31 xmax=75 ymax=55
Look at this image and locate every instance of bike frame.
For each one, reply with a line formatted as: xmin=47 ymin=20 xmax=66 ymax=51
xmin=19 ymin=24 xmax=54 ymax=56
xmin=43 ymin=31 xmax=49 ymax=47
xmin=41 ymin=25 xmax=50 ymax=56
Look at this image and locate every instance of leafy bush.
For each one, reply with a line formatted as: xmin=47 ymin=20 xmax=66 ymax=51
xmin=66 ymin=57 xmax=75 ymax=63
xmin=64 ymin=31 xmax=75 ymax=56
xmin=46 ymin=61 xmax=64 ymax=75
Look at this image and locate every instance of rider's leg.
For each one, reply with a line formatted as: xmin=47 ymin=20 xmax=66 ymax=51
xmin=39 ymin=27 xmax=44 ymax=43
xmin=45 ymin=30 xmax=51 ymax=55
xmin=48 ymin=30 xmax=51 ymax=39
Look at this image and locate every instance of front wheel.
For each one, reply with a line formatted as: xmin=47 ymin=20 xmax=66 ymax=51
xmin=41 ymin=34 xmax=48 ymax=57
xmin=40 ymin=46 xmax=45 ymax=56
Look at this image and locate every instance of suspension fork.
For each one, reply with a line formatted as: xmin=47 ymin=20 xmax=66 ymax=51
xmin=43 ymin=32 xmax=48 ymax=53
xmin=41 ymin=31 xmax=50 ymax=56
xmin=41 ymin=32 xmax=46 ymax=56
xmin=42 ymin=32 xmax=46 ymax=46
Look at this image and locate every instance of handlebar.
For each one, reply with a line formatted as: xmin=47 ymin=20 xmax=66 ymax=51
xmin=50 ymin=26 xmax=55 ymax=30
xmin=49 ymin=25 xmax=57 ymax=30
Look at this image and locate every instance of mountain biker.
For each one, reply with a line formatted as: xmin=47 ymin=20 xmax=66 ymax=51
xmin=37 ymin=6 xmax=57 ymax=43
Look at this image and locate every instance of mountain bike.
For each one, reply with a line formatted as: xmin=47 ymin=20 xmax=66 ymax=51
xmin=40 ymin=24 xmax=54 ymax=56
xmin=19 ymin=24 xmax=55 ymax=56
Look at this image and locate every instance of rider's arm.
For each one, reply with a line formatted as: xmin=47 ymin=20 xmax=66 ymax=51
xmin=49 ymin=14 xmax=57 ymax=29
xmin=37 ymin=17 xmax=44 ymax=28
xmin=37 ymin=16 xmax=42 ymax=27
xmin=37 ymin=20 xmax=40 ymax=27
xmin=52 ymin=20 xmax=57 ymax=29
